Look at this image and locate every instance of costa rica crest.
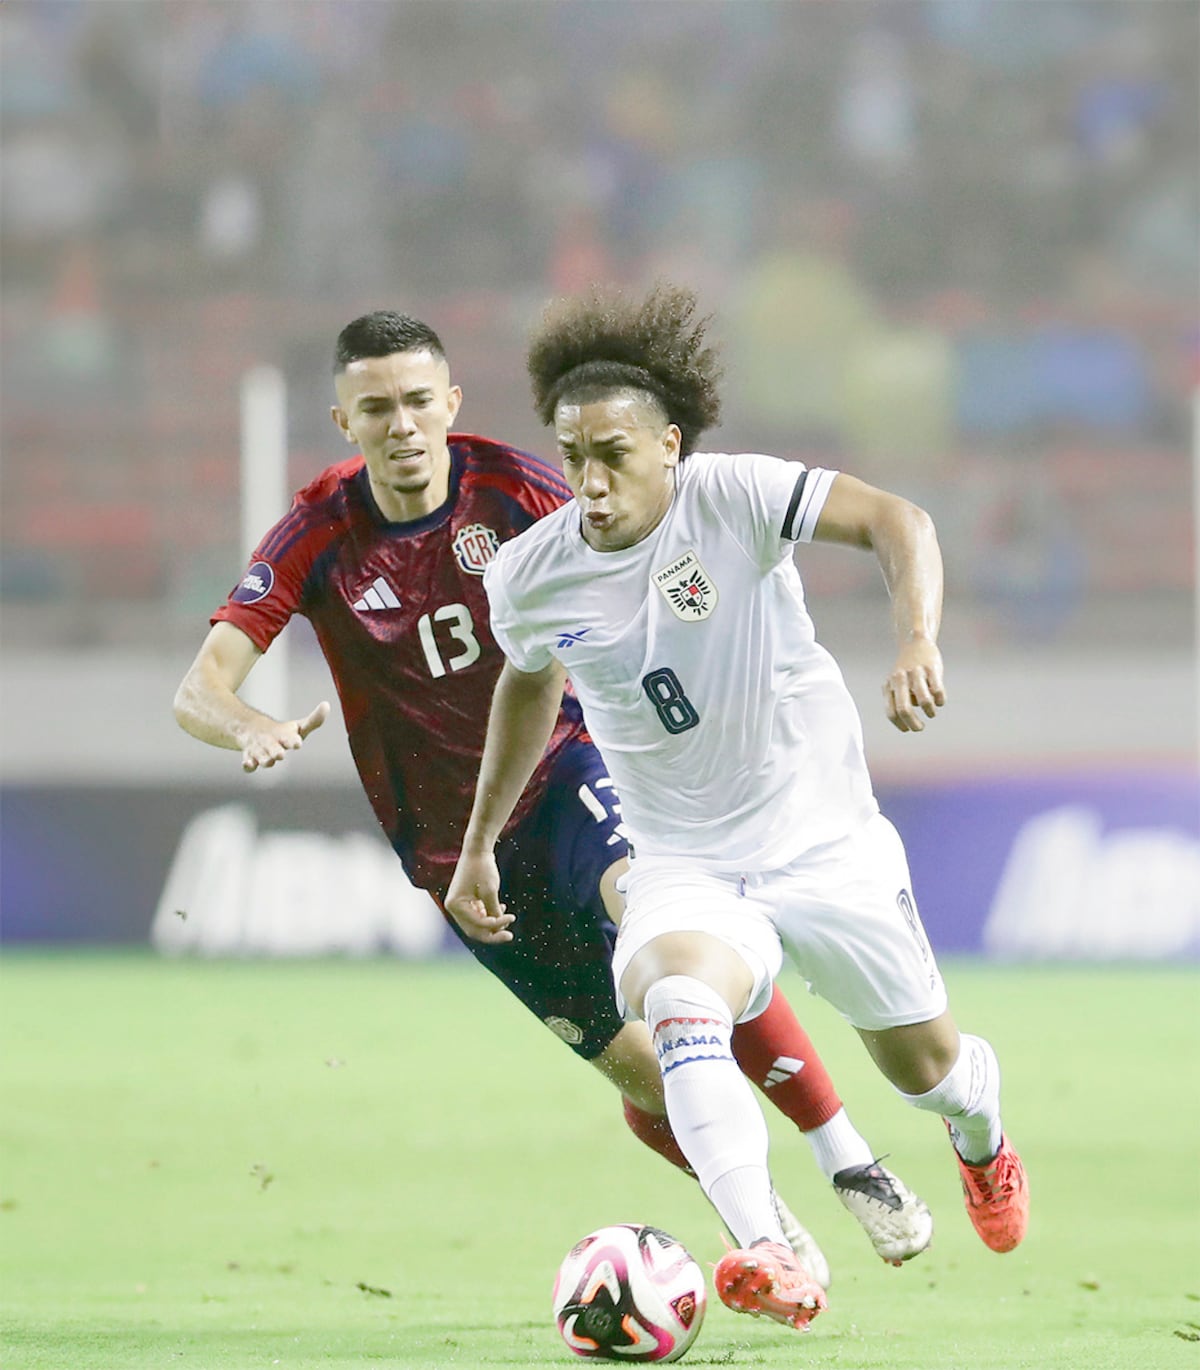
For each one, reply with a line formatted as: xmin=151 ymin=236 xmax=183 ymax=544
xmin=652 ymin=549 xmax=718 ymax=622
xmin=452 ymin=522 xmax=500 ymax=575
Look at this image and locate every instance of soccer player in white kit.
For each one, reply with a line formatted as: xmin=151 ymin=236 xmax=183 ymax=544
xmin=447 ymin=283 xmax=1029 ymax=1335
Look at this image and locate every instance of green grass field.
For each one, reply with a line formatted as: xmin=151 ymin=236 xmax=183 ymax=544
xmin=2 ymin=953 xmax=1197 ymax=1370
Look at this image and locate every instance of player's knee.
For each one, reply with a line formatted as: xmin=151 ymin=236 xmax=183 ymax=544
xmin=620 ymin=932 xmax=753 ymax=1021
xmin=860 ymin=1013 xmax=961 ymax=1095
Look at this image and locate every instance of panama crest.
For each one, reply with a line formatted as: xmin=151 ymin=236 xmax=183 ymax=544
xmin=652 ymin=550 xmax=718 ymax=622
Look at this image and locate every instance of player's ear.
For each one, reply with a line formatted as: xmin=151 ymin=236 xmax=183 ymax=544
xmin=330 ymin=405 xmax=355 ymax=443
xmin=663 ymin=424 xmax=682 ymax=467
xmin=446 ymin=384 xmax=463 ymax=426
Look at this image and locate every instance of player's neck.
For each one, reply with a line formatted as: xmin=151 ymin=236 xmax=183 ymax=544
xmin=368 ymin=465 xmax=452 ymax=524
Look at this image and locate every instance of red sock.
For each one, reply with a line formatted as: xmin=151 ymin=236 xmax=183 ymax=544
xmin=730 ymin=984 xmax=842 ymax=1131
xmin=622 ymin=1099 xmax=695 ymax=1177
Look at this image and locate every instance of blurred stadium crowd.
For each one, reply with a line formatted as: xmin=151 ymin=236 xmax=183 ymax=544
xmin=1 ymin=0 xmax=1195 ymax=654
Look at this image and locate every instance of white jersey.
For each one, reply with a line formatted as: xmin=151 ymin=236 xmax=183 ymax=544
xmin=484 ymin=452 xmax=879 ymax=872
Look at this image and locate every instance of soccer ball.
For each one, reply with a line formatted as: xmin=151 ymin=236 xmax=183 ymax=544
xmin=552 ymin=1223 xmax=707 ymax=1362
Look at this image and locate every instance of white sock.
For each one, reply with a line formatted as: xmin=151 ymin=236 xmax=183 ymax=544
xmin=898 ymin=1033 xmax=1003 ymax=1164
xmin=644 ymin=975 xmax=785 ymax=1247
xmin=804 ymin=1107 xmax=876 ymax=1180
xmin=708 ymin=1166 xmax=788 ymax=1249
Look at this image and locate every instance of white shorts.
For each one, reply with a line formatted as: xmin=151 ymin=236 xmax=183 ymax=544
xmin=611 ymin=813 xmax=947 ymax=1032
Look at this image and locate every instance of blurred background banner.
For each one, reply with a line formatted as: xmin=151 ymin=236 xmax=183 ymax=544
xmin=1 ymin=0 xmax=1196 ymax=957
xmin=3 ymin=771 xmax=1196 ymax=958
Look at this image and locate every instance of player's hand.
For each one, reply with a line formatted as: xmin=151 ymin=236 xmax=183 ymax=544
xmin=239 ymin=700 xmax=331 ymax=772
xmin=445 ymin=850 xmax=515 ymax=944
xmin=883 ymin=640 xmax=946 ymax=733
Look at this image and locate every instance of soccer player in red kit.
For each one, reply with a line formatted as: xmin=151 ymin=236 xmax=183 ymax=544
xmin=173 ymin=311 xmax=934 ymax=1282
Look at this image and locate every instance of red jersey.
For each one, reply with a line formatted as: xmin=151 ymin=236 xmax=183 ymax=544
xmin=213 ymin=434 xmax=585 ymax=893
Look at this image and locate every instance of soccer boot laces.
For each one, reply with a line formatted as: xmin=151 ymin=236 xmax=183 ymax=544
xmin=832 ymin=1159 xmax=934 ymax=1266
xmin=947 ymin=1126 xmax=1029 ymax=1253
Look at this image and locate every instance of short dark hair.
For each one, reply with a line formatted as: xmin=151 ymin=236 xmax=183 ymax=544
xmin=527 ymin=282 xmax=723 ymax=457
xmin=334 ymin=311 xmax=446 ymax=372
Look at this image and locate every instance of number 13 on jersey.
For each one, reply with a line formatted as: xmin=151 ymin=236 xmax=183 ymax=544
xmin=417 ymin=603 xmax=481 ymax=678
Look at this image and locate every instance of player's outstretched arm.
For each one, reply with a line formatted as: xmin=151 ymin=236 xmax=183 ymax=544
xmin=812 ymin=473 xmax=946 ymax=733
xmin=173 ymin=621 xmax=331 ymax=772
xmin=446 ymin=657 xmax=567 ymax=943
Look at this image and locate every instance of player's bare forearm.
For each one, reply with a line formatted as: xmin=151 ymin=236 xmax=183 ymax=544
xmin=175 ymin=656 xmax=263 ymax=751
xmin=460 ymin=658 xmax=566 ymax=851
xmin=813 ymin=474 xmax=946 ymax=731
xmin=870 ymin=500 xmax=942 ymax=643
xmin=447 ymin=658 xmax=564 ymax=943
xmin=174 ymin=621 xmax=330 ymax=769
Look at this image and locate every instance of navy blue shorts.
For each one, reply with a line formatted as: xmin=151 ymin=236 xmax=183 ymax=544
xmin=447 ymin=738 xmax=630 ymax=1060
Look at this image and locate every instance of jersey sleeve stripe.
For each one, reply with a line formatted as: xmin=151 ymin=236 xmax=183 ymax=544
xmin=470 ymin=464 xmax=571 ymax=506
xmin=781 ymin=470 xmax=809 ymax=541
xmin=465 ymin=447 xmax=573 ymax=502
xmin=790 ymin=467 xmax=838 ymax=543
xmin=508 ymin=455 xmax=572 ymax=500
xmin=262 ymin=493 xmax=348 ymax=563
xmin=263 ymin=513 xmax=321 ymax=564
xmin=257 ymin=508 xmax=302 ymax=561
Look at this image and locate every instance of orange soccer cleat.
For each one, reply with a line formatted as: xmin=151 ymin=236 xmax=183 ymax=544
xmin=713 ymin=1238 xmax=828 ymax=1332
xmin=949 ymin=1128 xmax=1029 ymax=1253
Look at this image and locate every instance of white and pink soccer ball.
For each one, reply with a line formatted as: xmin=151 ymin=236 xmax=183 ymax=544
xmin=552 ymin=1223 xmax=707 ymax=1362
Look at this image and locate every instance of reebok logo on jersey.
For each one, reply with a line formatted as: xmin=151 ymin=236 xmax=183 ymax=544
xmin=352 ymin=577 xmax=402 ymax=612
xmin=232 ymin=561 xmax=274 ymax=605
xmin=652 ymin=549 xmax=718 ymax=621
xmin=452 ymin=522 xmax=500 ymax=574
xmin=555 ymin=628 xmax=592 ymax=649
xmin=763 ymin=1055 xmax=806 ymax=1087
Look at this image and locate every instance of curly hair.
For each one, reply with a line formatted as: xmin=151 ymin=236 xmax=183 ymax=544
xmin=527 ymin=282 xmax=723 ymax=457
